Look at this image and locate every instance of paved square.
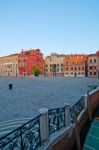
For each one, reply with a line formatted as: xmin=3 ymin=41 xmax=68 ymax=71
xmin=0 ymin=77 xmax=99 ymax=122
xmin=0 ymin=77 xmax=99 ymax=136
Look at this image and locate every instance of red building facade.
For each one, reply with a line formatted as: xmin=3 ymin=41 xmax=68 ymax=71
xmin=18 ymin=49 xmax=44 ymax=76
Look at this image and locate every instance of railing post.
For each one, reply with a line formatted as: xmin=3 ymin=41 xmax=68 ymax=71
xmin=64 ymin=103 xmax=71 ymax=127
xmin=74 ymin=112 xmax=81 ymax=150
xmin=39 ymin=108 xmax=49 ymax=142
xmin=82 ymin=95 xmax=88 ymax=109
xmin=87 ymin=91 xmax=92 ymax=121
xmin=20 ymin=128 xmax=24 ymax=150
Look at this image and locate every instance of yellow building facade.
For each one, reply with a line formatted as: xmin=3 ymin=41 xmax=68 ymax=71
xmin=45 ymin=53 xmax=64 ymax=76
xmin=0 ymin=54 xmax=19 ymax=77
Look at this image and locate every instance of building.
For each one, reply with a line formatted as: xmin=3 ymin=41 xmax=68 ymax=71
xmin=45 ymin=53 xmax=64 ymax=76
xmin=64 ymin=54 xmax=88 ymax=77
xmin=88 ymin=51 xmax=99 ymax=77
xmin=18 ymin=49 xmax=44 ymax=76
xmin=0 ymin=54 xmax=19 ymax=77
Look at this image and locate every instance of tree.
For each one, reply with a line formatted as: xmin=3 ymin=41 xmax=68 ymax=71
xmin=32 ymin=66 xmax=40 ymax=76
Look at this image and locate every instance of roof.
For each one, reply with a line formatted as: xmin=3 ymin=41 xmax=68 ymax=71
xmin=0 ymin=53 xmax=19 ymax=58
xmin=45 ymin=54 xmax=65 ymax=58
xmin=88 ymin=54 xmax=97 ymax=57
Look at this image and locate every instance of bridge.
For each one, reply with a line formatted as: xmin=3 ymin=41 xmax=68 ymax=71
xmin=0 ymin=85 xmax=98 ymax=150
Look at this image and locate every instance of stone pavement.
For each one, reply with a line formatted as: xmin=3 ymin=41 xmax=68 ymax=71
xmin=0 ymin=77 xmax=99 ymax=136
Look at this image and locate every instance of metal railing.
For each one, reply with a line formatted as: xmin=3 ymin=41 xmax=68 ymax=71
xmin=0 ymin=85 xmax=97 ymax=149
xmin=0 ymin=115 xmax=41 ymax=150
xmin=70 ymin=96 xmax=85 ymax=123
xmin=87 ymin=85 xmax=97 ymax=92
xmin=48 ymin=107 xmax=65 ymax=135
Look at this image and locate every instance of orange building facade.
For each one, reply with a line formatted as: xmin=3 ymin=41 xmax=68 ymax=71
xmin=64 ymin=54 xmax=88 ymax=77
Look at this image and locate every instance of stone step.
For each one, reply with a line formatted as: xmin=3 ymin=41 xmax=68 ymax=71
xmin=0 ymin=118 xmax=32 ymax=138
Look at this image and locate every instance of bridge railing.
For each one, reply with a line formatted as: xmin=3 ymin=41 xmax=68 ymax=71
xmin=0 ymin=115 xmax=41 ymax=150
xmin=0 ymin=98 xmax=87 ymax=150
xmin=48 ymin=107 xmax=65 ymax=134
xmin=0 ymin=85 xmax=98 ymax=149
xmin=87 ymin=85 xmax=97 ymax=92
xmin=70 ymin=96 xmax=85 ymax=123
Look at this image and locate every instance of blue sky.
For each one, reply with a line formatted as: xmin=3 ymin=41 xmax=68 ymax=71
xmin=0 ymin=0 xmax=99 ymax=56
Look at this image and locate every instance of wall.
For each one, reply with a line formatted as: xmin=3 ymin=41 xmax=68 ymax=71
xmin=44 ymin=89 xmax=99 ymax=150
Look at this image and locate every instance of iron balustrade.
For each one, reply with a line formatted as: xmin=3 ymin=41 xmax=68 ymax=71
xmin=70 ymin=96 xmax=85 ymax=123
xmin=87 ymin=85 xmax=97 ymax=92
xmin=0 ymin=115 xmax=41 ymax=150
xmin=48 ymin=107 xmax=65 ymax=135
xmin=0 ymin=85 xmax=98 ymax=149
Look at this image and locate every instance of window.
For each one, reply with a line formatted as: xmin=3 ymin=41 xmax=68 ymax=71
xmin=45 ymin=64 xmax=48 ymax=67
xmin=90 ymin=66 xmax=92 ymax=70
xmin=75 ymin=67 xmax=76 ymax=70
xmin=45 ymin=69 xmax=48 ymax=72
xmin=61 ymin=64 xmax=63 ymax=67
xmin=79 ymin=67 xmax=80 ymax=70
xmin=94 ymin=72 xmax=96 ymax=75
xmin=71 ymin=67 xmax=73 ymax=70
xmin=90 ymin=59 xmax=92 ymax=63
xmin=61 ymin=68 xmax=63 ymax=72
xmin=66 ymin=61 xmax=68 ymax=64
xmin=90 ymin=72 xmax=92 ymax=75
xmin=50 ymin=64 xmax=52 ymax=67
xmin=94 ymin=59 xmax=96 ymax=63
xmin=19 ymin=57 xmax=26 ymax=62
xmin=66 ymin=67 xmax=68 ymax=70
xmin=57 ymin=64 xmax=59 ymax=67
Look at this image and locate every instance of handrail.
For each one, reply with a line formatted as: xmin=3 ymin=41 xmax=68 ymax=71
xmin=0 ymin=115 xmax=41 ymax=150
xmin=70 ymin=96 xmax=85 ymax=123
xmin=48 ymin=107 xmax=65 ymax=134
xmin=0 ymin=85 xmax=98 ymax=149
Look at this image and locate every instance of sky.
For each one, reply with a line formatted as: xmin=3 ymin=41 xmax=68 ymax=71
xmin=0 ymin=0 xmax=99 ymax=56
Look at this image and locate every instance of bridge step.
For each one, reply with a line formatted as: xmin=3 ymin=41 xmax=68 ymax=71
xmin=0 ymin=118 xmax=32 ymax=138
